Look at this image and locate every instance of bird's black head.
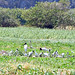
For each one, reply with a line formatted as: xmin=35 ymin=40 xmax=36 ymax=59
xmin=24 ymin=43 xmax=27 ymax=45
xmin=32 ymin=50 xmax=34 ymax=53
xmin=49 ymin=49 xmax=51 ymax=52
xmin=40 ymin=48 xmax=42 ymax=50
xmin=16 ymin=49 xmax=18 ymax=50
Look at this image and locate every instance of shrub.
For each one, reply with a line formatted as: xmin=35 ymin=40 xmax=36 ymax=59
xmin=0 ymin=10 xmax=20 ymax=27
xmin=22 ymin=2 xmax=75 ymax=28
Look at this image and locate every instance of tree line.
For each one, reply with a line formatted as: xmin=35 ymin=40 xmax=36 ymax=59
xmin=0 ymin=2 xmax=75 ymax=28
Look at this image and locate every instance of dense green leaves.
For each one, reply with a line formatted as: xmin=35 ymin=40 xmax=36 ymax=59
xmin=22 ymin=2 xmax=75 ymax=28
xmin=0 ymin=2 xmax=75 ymax=28
xmin=0 ymin=9 xmax=20 ymax=27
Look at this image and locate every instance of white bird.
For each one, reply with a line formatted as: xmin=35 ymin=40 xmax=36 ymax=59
xmin=55 ymin=50 xmax=58 ymax=55
xmin=40 ymin=47 xmax=51 ymax=51
xmin=28 ymin=50 xmax=34 ymax=57
xmin=61 ymin=53 xmax=65 ymax=58
xmin=8 ymin=50 xmax=13 ymax=56
xmin=56 ymin=55 xmax=62 ymax=58
xmin=24 ymin=43 xmax=28 ymax=52
xmin=52 ymin=50 xmax=58 ymax=57
xmin=43 ymin=50 xmax=51 ymax=57
xmin=14 ymin=49 xmax=19 ymax=56
xmin=52 ymin=52 xmax=55 ymax=57
xmin=39 ymin=52 xmax=43 ymax=57
xmin=43 ymin=53 xmax=49 ymax=57
xmin=35 ymin=51 xmax=38 ymax=57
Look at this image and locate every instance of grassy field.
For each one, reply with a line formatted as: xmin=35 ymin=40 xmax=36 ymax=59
xmin=0 ymin=27 xmax=75 ymax=39
xmin=0 ymin=27 xmax=75 ymax=75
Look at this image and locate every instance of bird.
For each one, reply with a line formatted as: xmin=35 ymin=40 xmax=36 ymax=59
xmin=43 ymin=53 xmax=49 ymax=57
xmin=52 ymin=50 xmax=61 ymax=57
xmin=1 ymin=50 xmax=8 ymax=56
xmin=67 ymin=52 xmax=70 ymax=58
xmin=43 ymin=49 xmax=51 ymax=57
xmin=40 ymin=47 xmax=51 ymax=52
xmin=13 ymin=49 xmax=19 ymax=56
xmin=39 ymin=52 xmax=43 ymax=57
xmin=55 ymin=50 xmax=58 ymax=57
xmin=24 ymin=43 xmax=28 ymax=52
xmin=52 ymin=50 xmax=58 ymax=57
xmin=34 ymin=51 xmax=38 ymax=57
xmin=13 ymin=48 xmax=24 ymax=56
xmin=56 ymin=55 xmax=62 ymax=58
xmin=28 ymin=50 xmax=34 ymax=57
xmin=8 ymin=50 xmax=13 ymax=56
xmin=61 ymin=53 xmax=65 ymax=58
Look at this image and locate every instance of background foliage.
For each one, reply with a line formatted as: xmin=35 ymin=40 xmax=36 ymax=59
xmin=0 ymin=1 xmax=75 ymax=28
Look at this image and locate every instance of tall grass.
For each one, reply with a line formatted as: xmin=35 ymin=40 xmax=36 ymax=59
xmin=0 ymin=27 xmax=75 ymax=54
xmin=0 ymin=27 xmax=75 ymax=39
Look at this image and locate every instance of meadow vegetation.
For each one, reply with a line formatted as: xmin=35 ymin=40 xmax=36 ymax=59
xmin=0 ymin=27 xmax=75 ymax=74
xmin=0 ymin=0 xmax=75 ymax=74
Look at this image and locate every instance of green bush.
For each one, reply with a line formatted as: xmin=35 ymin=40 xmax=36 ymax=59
xmin=0 ymin=1 xmax=75 ymax=28
xmin=7 ymin=8 xmax=26 ymax=25
xmin=0 ymin=10 xmax=20 ymax=27
xmin=22 ymin=2 xmax=59 ymax=28
xmin=22 ymin=2 xmax=75 ymax=28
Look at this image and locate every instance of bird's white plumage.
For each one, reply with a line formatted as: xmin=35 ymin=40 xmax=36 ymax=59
xmin=28 ymin=51 xmax=34 ymax=57
xmin=35 ymin=51 xmax=38 ymax=57
xmin=56 ymin=55 xmax=62 ymax=58
xmin=43 ymin=53 xmax=49 ymax=57
xmin=62 ymin=53 xmax=64 ymax=56
xmin=24 ymin=44 xmax=27 ymax=52
xmin=39 ymin=52 xmax=43 ymax=57
xmin=40 ymin=47 xmax=49 ymax=51
xmin=9 ymin=50 xmax=13 ymax=56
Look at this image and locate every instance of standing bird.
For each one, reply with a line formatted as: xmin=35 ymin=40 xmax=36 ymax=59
xmin=61 ymin=53 xmax=65 ymax=58
xmin=8 ymin=50 xmax=13 ymax=56
xmin=13 ymin=49 xmax=19 ymax=56
xmin=28 ymin=50 xmax=34 ymax=57
xmin=24 ymin=43 xmax=28 ymax=52
xmin=39 ymin=52 xmax=43 ymax=57
xmin=52 ymin=50 xmax=58 ymax=57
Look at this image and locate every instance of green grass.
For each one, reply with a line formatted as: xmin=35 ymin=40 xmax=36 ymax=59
xmin=0 ymin=27 xmax=75 ymax=39
xmin=0 ymin=27 xmax=75 ymax=74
